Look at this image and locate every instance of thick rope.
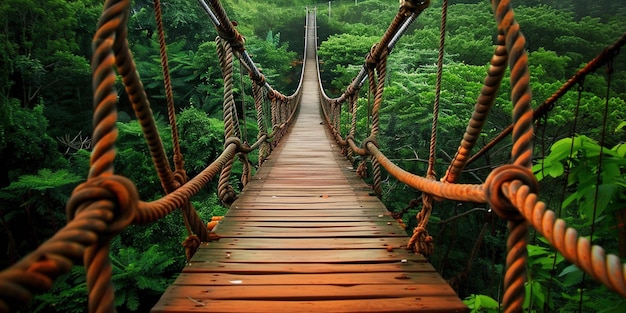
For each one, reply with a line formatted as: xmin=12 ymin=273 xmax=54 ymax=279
xmin=216 ymin=37 xmax=238 ymax=205
xmin=427 ymin=0 xmax=447 ymax=178
xmin=442 ymin=36 xmax=507 ymax=183
xmin=252 ymin=81 xmax=270 ymax=166
xmin=154 ymin=0 xmax=209 ymax=244
xmin=409 ymin=0 xmax=449 ymax=258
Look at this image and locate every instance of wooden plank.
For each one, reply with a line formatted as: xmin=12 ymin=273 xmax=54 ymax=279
xmin=204 ymin=237 xmax=408 ymax=249
xmin=225 ymin=209 xmax=390 ymax=217
xmin=213 ymin=231 xmax=407 ymax=238
xmin=171 ymin=272 xmax=446 ymax=286
xmin=192 ymin=249 xmax=421 ymax=263
xmin=152 ymin=297 xmax=469 ymax=313
xmin=221 ymin=216 xmax=397 ymax=222
xmin=183 ymin=260 xmax=436 ymax=274
xmin=214 ymin=221 xmax=401 ymax=228
xmin=156 ymin=284 xmax=459 ymax=300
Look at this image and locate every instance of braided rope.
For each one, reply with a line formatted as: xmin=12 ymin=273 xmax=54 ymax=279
xmin=111 ymin=8 xmax=176 ymax=193
xmin=216 ymin=37 xmax=238 ymax=205
xmin=427 ymin=0 xmax=447 ymax=179
xmin=153 ymin=0 xmax=183 ymax=172
xmin=493 ymin=0 xmax=533 ymax=169
xmin=154 ymin=0 xmax=209 ymax=243
xmin=253 ymin=81 xmax=269 ymax=166
xmin=489 ymin=175 xmax=626 ymax=298
xmin=442 ymin=36 xmax=507 ymax=183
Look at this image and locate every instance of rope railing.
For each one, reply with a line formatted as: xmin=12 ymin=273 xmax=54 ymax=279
xmin=0 ymin=0 xmax=308 ymax=311
xmin=317 ymin=0 xmax=626 ymax=311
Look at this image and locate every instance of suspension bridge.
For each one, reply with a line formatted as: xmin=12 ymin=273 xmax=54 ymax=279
xmin=1 ymin=0 xmax=625 ymax=312
xmin=150 ymin=10 xmax=466 ymax=312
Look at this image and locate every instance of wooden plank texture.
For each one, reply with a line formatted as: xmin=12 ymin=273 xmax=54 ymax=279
xmin=151 ymin=12 xmax=467 ymax=313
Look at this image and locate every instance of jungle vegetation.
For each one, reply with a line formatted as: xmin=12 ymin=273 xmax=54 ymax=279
xmin=1 ymin=0 xmax=625 ymax=312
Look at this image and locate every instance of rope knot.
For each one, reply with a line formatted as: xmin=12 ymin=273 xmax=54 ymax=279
xmin=173 ymin=169 xmax=188 ymax=189
xmin=218 ymin=30 xmax=246 ymax=52
xmin=182 ymin=235 xmax=200 ymax=263
xmin=400 ymin=0 xmax=431 ymax=16
xmin=365 ymin=43 xmax=379 ymax=70
xmin=407 ymin=226 xmax=434 ymax=257
xmin=484 ymin=164 xmax=538 ymax=221
xmin=356 ymin=160 xmax=368 ymax=178
xmin=66 ymin=175 xmax=138 ymax=238
xmin=224 ymin=136 xmax=243 ymax=151
xmin=362 ymin=136 xmax=378 ymax=154
xmin=250 ymin=72 xmax=266 ymax=86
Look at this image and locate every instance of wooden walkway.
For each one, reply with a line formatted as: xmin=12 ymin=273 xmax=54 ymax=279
xmin=151 ymin=13 xmax=467 ymax=313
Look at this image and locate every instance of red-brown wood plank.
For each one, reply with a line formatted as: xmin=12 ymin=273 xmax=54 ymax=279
xmin=152 ymin=297 xmax=468 ymax=313
xmin=203 ymin=237 xmax=407 ymax=250
xmin=151 ymin=12 xmax=466 ymax=313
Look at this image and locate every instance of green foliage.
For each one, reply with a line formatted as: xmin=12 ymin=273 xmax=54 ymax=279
xmin=33 ymin=244 xmax=178 ymax=313
xmin=533 ymin=135 xmax=626 ymax=223
xmin=111 ymin=245 xmax=177 ymax=311
xmin=463 ymin=294 xmax=500 ymax=313
xmin=177 ymin=106 xmax=224 ymax=175
xmin=114 ymin=118 xmax=173 ymax=200
xmin=318 ymin=33 xmax=378 ymax=94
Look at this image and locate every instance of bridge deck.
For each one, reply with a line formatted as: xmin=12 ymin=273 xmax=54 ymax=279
xmin=151 ymin=14 xmax=467 ymax=313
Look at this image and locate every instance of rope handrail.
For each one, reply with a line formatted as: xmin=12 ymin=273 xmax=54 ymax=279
xmin=316 ymin=0 xmax=626 ymax=311
xmin=0 ymin=1 xmax=309 ymax=311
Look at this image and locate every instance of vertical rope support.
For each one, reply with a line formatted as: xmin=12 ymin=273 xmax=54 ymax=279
xmin=369 ymin=49 xmax=389 ymax=197
xmin=490 ymin=1 xmax=533 ymax=311
xmin=335 ymin=101 xmax=342 ymax=138
xmin=442 ymin=36 xmax=507 ymax=183
xmin=427 ymin=0 xmax=447 ymax=179
xmin=252 ymin=81 xmax=269 ymax=166
xmin=409 ymin=0 xmax=449 ymax=257
xmin=347 ymin=93 xmax=358 ymax=161
xmin=153 ymin=0 xmax=184 ymax=172
xmin=154 ymin=0 xmax=208 ymax=243
xmin=495 ymin=0 xmax=533 ymax=169
xmin=87 ymin=1 xmax=134 ymax=312
xmin=216 ymin=37 xmax=237 ymax=205
xmin=270 ymin=94 xmax=278 ymax=147
xmin=239 ymin=152 xmax=251 ymax=187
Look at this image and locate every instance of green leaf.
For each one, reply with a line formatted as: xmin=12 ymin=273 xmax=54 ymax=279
xmin=475 ymin=295 xmax=499 ymax=309
xmin=560 ymin=264 xmax=584 ymax=287
xmin=580 ymin=184 xmax=617 ymax=221
xmin=548 ymin=161 xmax=564 ymax=178
xmin=615 ymin=121 xmax=626 ymax=132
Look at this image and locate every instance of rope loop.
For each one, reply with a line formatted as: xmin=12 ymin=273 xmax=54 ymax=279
xmin=182 ymin=234 xmax=201 ymax=263
xmin=484 ymin=164 xmax=538 ymax=221
xmin=217 ymin=30 xmax=245 ymax=52
xmin=356 ymin=160 xmax=368 ymax=178
xmin=365 ymin=43 xmax=379 ymax=70
xmin=66 ymin=175 xmax=139 ymax=238
xmin=408 ymin=226 xmax=434 ymax=257
xmin=224 ymin=136 xmax=243 ymax=151
xmin=362 ymin=135 xmax=378 ymax=154
xmin=172 ymin=169 xmax=188 ymax=190
xmin=400 ymin=0 xmax=431 ymax=16
xmin=250 ymin=72 xmax=266 ymax=86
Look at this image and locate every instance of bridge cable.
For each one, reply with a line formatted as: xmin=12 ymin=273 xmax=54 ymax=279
xmin=466 ymin=31 xmax=626 ymax=168
xmin=153 ymin=0 xmax=204 ymax=261
xmin=409 ymin=0 xmax=449 ymax=258
xmin=577 ymin=55 xmax=614 ymax=312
